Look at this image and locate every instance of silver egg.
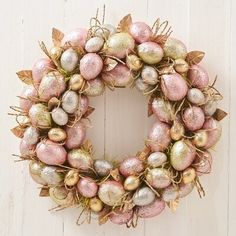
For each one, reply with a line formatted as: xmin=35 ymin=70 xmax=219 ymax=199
xmin=141 ymin=66 xmax=159 ymax=85
xmin=84 ymin=78 xmax=105 ymax=97
xmin=40 ymin=166 xmax=64 ymax=186
xmin=51 ymin=107 xmax=69 ymax=126
xmin=161 ymin=185 xmax=178 ymax=202
xmin=187 ymin=88 xmax=205 ymax=105
xmin=132 ymin=187 xmax=155 ymax=206
xmin=135 ymin=77 xmax=153 ymax=92
xmin=61 ymin=91 xmax=79 ymax=114
xmin=60 ymin=48 xmax=78 ymax=72
xmin=23 ymin=127 xmax=40 ymax=145
xmin=202 ymin=100 xmax=218 ymax=116
xmin=178 ymin=182 xmax=195 ymax=198
xmin=94 ymin=159 xmax=113 ymax=176
xmin=85 ymin=37 xmax=104 ymax=53
xmin=147 ymin=152 xmax=167 ymax=168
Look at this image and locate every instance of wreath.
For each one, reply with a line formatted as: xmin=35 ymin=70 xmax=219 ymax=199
xmin=10 ymin=11 xmax=227 ymax=227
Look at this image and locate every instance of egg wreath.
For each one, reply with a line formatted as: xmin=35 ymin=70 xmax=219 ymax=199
xmin=10 ymin=13 xmax=227 ymax=227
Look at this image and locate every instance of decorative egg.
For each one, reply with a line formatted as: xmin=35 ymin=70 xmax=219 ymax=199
xmin=124 ymin=176 xmax=140 ymax=191
xmin=75 ymin=95 xmax=89 ymax=116
xmin=147 ymin=152 xmax=167 ymax=167
xmin=193 ymin=130 xmax=208 ymax=147
xmin=77 ymin=177 xmax=98 ymax=198
xmin=39 ymin=72 xmax=66 ymax=101
xmin=182 ymin=167 xmax=196 ymax=184
xmin=95 ymin=24 xmax=117 ymax=38
xmin=94 ymin=159 xmax=113 ymax=176
xmin=141 ymin=66 xmax=158 ymax=85
xmin=164 ymin=37 xmax=187 ymax=59
xmin=89 ymin=197 xmax=103 ymax=212
xmin=137 ymin=42 xmax=164 ymax=64
xmin=187 ymin=88 xmax=205 ymax=105
xmin=146 ymin=168 xmax=171 ymax=189
xmin=28 ymin=103 xmax=51 ymax=129
xmin=104 ymin=32 xmax=135 ymax=59
xmin=161 ymin=73 xmax=188 ymax=101
xmin=29 ymin=161 xmax=47 ymax=185
xmin=147 ymin=121 xmax=171 ymax=152
xmin=60 ymin=48 xmax=79 ymax=72
xmin=202 ymin=100 xmax=218 ymax=116
xmin=126 ymin=54 xmax=143 ymax=71
xmin=32 ymin=58 xmax=55 ymax=86
xmin=188 ymin=65 xmax=209 ymax=89
xmin=49 ymin=46 xmax=63 ymax=60
xmin=170 ymin=118 xmax=185 ymax=141
xmin=135 ymin=77 xmax=153 ymax=92
xmin=109 ymin=209 xmax=133 ymax=225
xmin=84 ymin=78 xmax=105 ymax=97
xmin=202 ymin=117 xmax=222 ymax=148
xmin=69 ymin=74 xmax=84 ymax=91
xmin=49 ymin=186 xmax=74 ymax=205
xmin=67 ymin=149 xmax=93 ymax=170
xmin=170 ymin=140 xmax=196 ymax=171
xmin=64 ymin=169 xmax=80 ymax=186
xmin=79 ymin=53 xmax=103 ymax=80
xmin=133 ymin=187 xmax=155 ymax=206
xmin=62 ymin=28 xmax=88 ymax=48
xmin=137 ymin=198 xmax=165 ymax=218
xmin=40 ymin=166 xmax=64 ymax=185
xmin=20 ymin=139 xmax=35 ymax=156
xmin=193 ymin=151 xmax=212 ymax=176
xmin=36 ymin=139 xmax=67 ymax=165
xmin=161 ymin=185 xmax=179 ymax=202
xmin=152 ymin=98 xmax=172 ymax=123
xmin=174 ymin=58 xmax=189 ymax=73
xmin=102 ymin=64 xmax=133 ymax=87
xmin=129 ymin=22 xmax=152 ymax=43
xmin=98 ymin=181 xmax=125 ymax=206
xmin=61 ymin=90 xmax=79 ymax=114
xmin=48 ymin=128 xmax=67 ymax=142
xmin=23 ymin=127 xmax=39 ymax=145
xmin=85 ymin=37 xmax=104 ymax=52
xmin=182 ymin=106 xmax=205 ymax=131
xmin=19 ymin=85 xmax=38 ymax=112
xmin=178 ymin=181 xmax=195 ymax=198
xmin=119 ymin=156 xmax=144 ymax=177
xmin=65 ymin=121 xmax=86 ymax=149
xmin=51 ymin=107 xmax=69 ymax=126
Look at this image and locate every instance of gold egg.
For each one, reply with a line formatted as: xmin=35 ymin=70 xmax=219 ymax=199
xmin=48 ymin=128 xmax=67 ymax=142
xmin=69 ymin=74 xmax=84 ymax=91
xmin=183 ymin=167 xmax=196 ymax=184
xmin=193 ymin=130 xmax=208 ymax=147
xmin=174 ymin=59 xmax=189 ymax=73
xmin=89 ymin=197 xmax=103 ymax=212
xmin=50 ymin=46 xmax=63 ymax=60
xmin=124 ymin=176 xmax=140 ymax=191
xmin=170 ymin=120 xmax=185 ymax=141
xmin=64 ymin=169 xmax=80 ymax=186
xmin=126 ymin=54 xmax=143 ymax=71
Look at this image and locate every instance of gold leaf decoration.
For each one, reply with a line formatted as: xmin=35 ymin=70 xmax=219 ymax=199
xmin=147 ymin=95 xmax=155 ymax=117
xmin=110 ymin=168 xmax=121 ymax=182
xmin=186 ymin=51 xmax=205 ymax=65
xmin=39 ymin=41 xmax=50 ymax=58
xmin=83 ymin=106 xmax=95 ymax=118
xmin=52 ymin=28 xmax=64 ymax=46
xmin=117 ymin=14 xmax=132 ymax=32
xmin=11 ymin=126 xmax=25 ymax=138
xmin=213 ymin=108 xmax=227 ymax=121
xmin=39 ymin=186 xmax=50 ymax=197
xmin=16 ymin=70 xmax=33 ymax=85
xmin=103 ymin=58 xmax=118 ymax=72
xmin=152 ymin=34 xmax=168 ymax=47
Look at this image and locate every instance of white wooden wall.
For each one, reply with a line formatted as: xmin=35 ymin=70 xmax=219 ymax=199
xmin=0 ymin=0 xmax=235 ymax=235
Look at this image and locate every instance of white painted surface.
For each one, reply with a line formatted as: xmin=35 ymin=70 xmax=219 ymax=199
xmin=0 ymin=0 xmax=235 ymax=235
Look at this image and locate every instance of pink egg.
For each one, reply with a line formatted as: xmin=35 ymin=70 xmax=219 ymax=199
xmin=102 ymin=64 xmax=133 ymax=87
xmin=119 ymin=157 xmax=144 ymax=177
xmin=84 ymin=78 xmax=105 ymax=97
xmin=147 ymin=121 xmax=171 ymax=152
xmin=65 ymin=121 xmax=86 ymax=149
xmin=178 ymin=182 xmax=194 ymax=198
xmin=19 ymin=85 xmax=38 ymax=112
xmin=161 ymin=73 xmax=188 ymax=101
xmin=39 ymin=72 xmax=66 ymax=101
xmin=20 ymin=139 xmax=35 ymax=156
xmin=152 ymin=98 xmax=172 ymax=123
xmin=188 ymin=65 xmax=209 ymax=89
xmin=36 ymin=139 xmax=67 ymax=165
xmin=77 ymin=177 xmax=98 ymax=198
xmin=129 ymin=22 xmax=152 ymax=43
xmin=32 ymin=58 xmax=55 ymax=86
xmin=137 ymin=198 xmax=165 ymax=218
xmin=193 ymin=151 xmax=212 ymax=176
xmin=182 ymin=106 xmax=205 ymax=131
xmin=76 ymin=95 xmax=89 ymax=116
xmin=202 ymin=117 xmax=222 ymax=149
xmin=79 ymin=53 xmax=103 ymax=80
xmin=109 ymin=209 xmax=133 ymax=225
xmin=62 ymin=28 xmax=88 ymax=48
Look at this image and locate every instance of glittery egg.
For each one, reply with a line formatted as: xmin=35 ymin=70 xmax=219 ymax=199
xmin=178 ymin=181 xmax=195 ymax=198
xmin=77 ymin=177 xmax=98 ymax=198
xmin=40 ymin=166 xmax=64 ymax=186
xmin=48 ymin=128 xmax=67 ymax=142
xmin=94 ymin=159 xmax=113 ymax=176
xmin=161 ymin=185 xmax=178 ymax=202
xmin=119 ymin=157 xmax=144 ymax=177
xmin=193 ymin=151 xmax=212 ymax=176
xmin=164 ymin=37 xmax=187 ymax=59
xmin=20 ymin=139 xmax=35 ymax=156
xmin=202 ymin=100 xmax=218 ymax=116
xmin=51 ymin=107 xmax=69 ymax=126
xmin=69 ymin=74 xmax=84 ymax=91
xmin=19 ymin=85 xmax=38 ymax=112
xmin=89 ymin=197 xmax=103 ymax=212
xmin=60 ymin=48 xmax=79 ymax=72
xmin=84 ymin=78 xmax=105 ymax=97
xmin=132 ymin=187 xmax=155 ymax=206
xmin=64 ymin=169 xmax=80 ymax=186
xmin=187 ymin=88 xmax=205 ymax=105
xmin=124 ymin=176 xmax=140 ymax=191
xmin=29 ymin=161 xmax=47 ymax=185
xmin=152 ymin=98 xmax=172 ymax=123
xmin=61 ymin=90 xmax=80 ymax=114
xmin=141 ymin=66 xmax=158 ymax=85
xmin=85 ymin=37 xmax=104 ymax=53
xmin=129 ymin=22 xmax=152 ymax=43
xmin=147 ymin=152 xmax=167 ymax=168
xmin=182 ymin=167 xmax=196 ymax=184
xmin=23 ymin=126 xmax=39 ymax=145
